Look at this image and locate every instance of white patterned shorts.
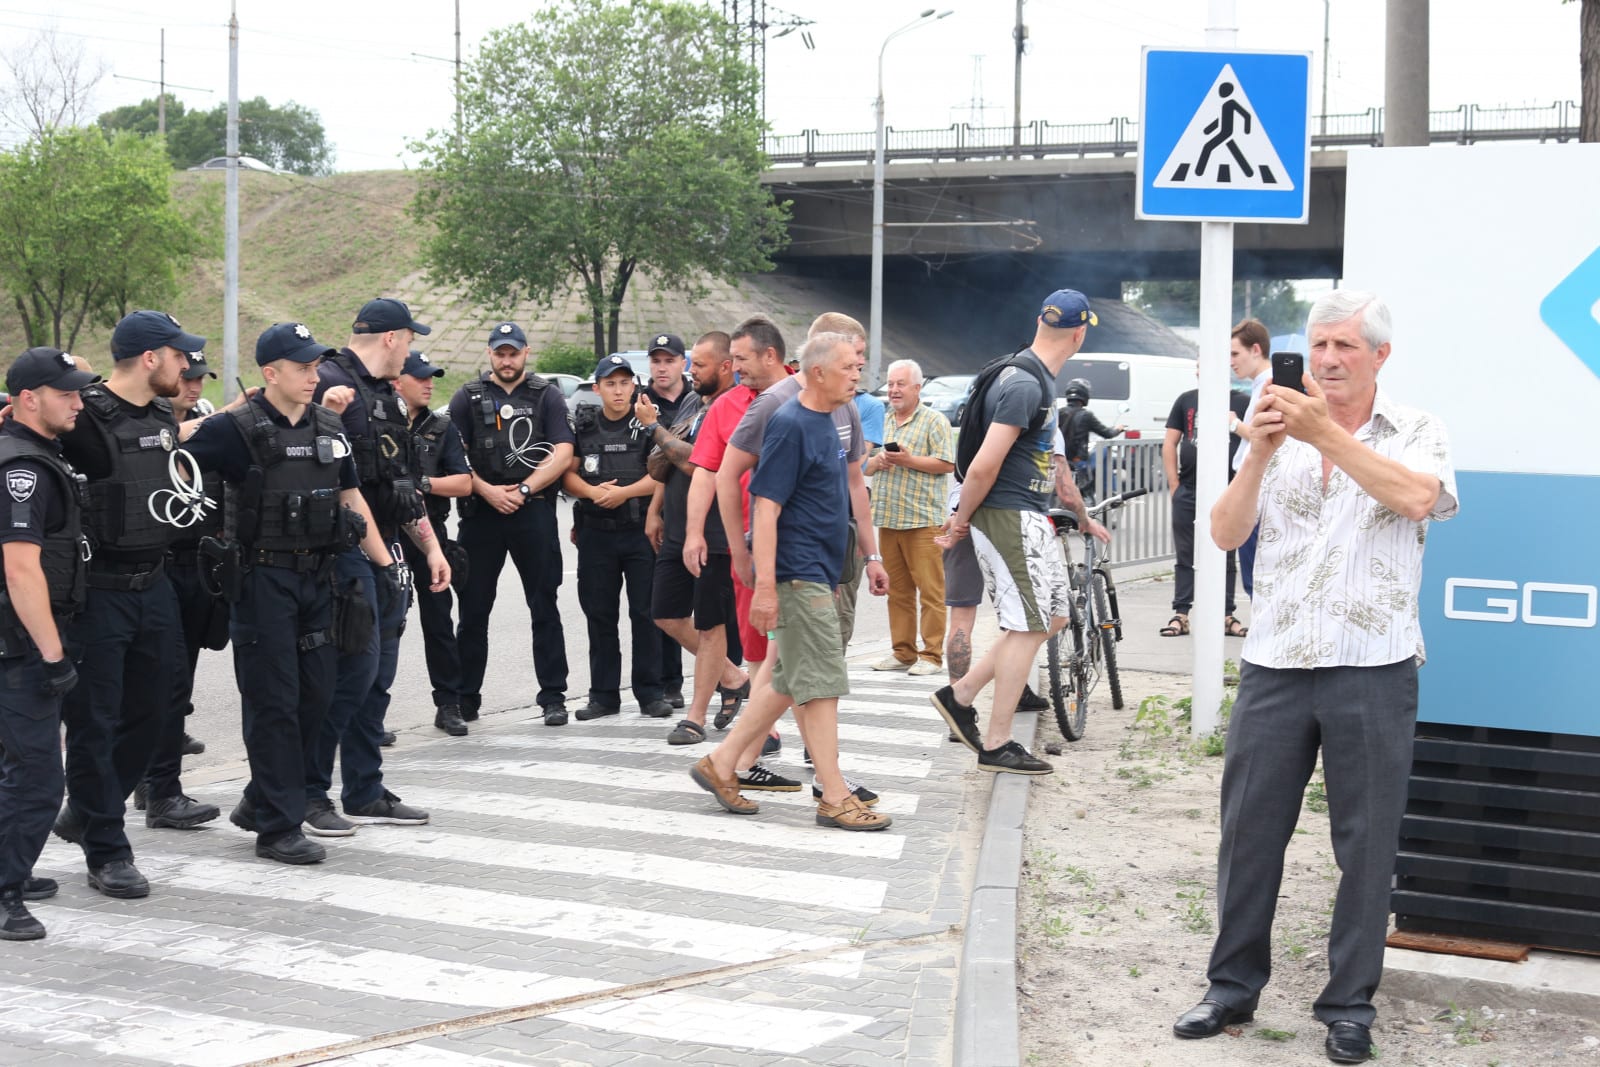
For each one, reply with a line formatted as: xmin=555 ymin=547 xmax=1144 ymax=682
xmin=969 ymin=507 xmax=1070 ymax=633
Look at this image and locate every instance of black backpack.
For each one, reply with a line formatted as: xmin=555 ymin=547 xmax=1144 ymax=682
xmin=954 ymin=351 xmax=1057 ymax=483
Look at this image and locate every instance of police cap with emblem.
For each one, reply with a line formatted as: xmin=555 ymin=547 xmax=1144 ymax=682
xmin=352 ymin=297 xmax=431 ymax=336
xmin=181 ymin=351 xmax=217 ymax=380
xmin=255 ymin=322 xmax=337 ymax=366
xmin=488 ymin=322 xmax=528 ymax=350
xmin=402 ymin=349 xmax=445 ymax=379
xmin=1038 ymin=289 xmax=1098 ymax=329
xmin=645 ymin=332 xmax=685 ymax=359
xmin=6 ymin=347 xmax=101 ymax=394
xmin=111 ymin=310 xmax=207 ymax=360
xmin=592 ymin=354 xmax=634 ymax=381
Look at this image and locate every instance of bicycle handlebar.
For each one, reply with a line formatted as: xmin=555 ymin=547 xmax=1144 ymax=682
xmin=1087 ymin=487 xmax=1150 ymax=517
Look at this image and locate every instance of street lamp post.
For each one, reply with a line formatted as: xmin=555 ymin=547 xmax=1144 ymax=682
xmin=869 ymin=8 xmax=952 ymax=390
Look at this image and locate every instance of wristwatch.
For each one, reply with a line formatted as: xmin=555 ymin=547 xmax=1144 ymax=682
xmin=517 ymin=483 xmax=531 ymax=498
xmin=864 ymin=553 xmax=883 ymax=563
xmin=418 ymin=475 xmax=432 ymax=495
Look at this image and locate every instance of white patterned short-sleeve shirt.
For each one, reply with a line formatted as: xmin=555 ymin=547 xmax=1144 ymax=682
xmin=1244 ymin=388 xmax=1457 ymax=669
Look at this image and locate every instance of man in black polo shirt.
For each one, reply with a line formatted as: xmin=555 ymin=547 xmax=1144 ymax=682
xmin=449 ymin=322 xmax=575 ymax=726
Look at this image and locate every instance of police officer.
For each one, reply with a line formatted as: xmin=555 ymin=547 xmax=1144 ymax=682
xmin=135 ymin=350 xmax=225 ymax=831
xmin=640 ymin=332 xmax=690 ymax=707
xmin=394 ymin=351 xmax=473 ymax=736
xmin=180 ymin=322 xmax=393 ymax=864
xmin=449 ymin=322 xmax=574 ymax=726
xmin=565 ymin=354 xmax=667 ymax=720
xmin=52 ymin=310 xmax=196 ymax=900
xmin=305 ymin=299 xmax=449 ymax=836
xmin=0 ymin=348 xmax=96 ymax=940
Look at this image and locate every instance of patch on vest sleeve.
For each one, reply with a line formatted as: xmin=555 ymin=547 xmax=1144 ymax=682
xmin=6 ymin=469 xmax=37 ymax=502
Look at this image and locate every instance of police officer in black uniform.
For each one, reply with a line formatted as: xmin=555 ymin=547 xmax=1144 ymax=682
xmin=449 ymin=322 xmax=574 ymax=726
xmin=566 ymin=354 xmax=667 ymax=720
xmin=640 ymin=332 xmax=691 ymax=707
xmin=0 ymin=348 xmax=97 ymax=940
xmin=52 ymin=310 xmax=197 ymax=900
xmin=180 ymin=322 xmax=391 ymax=864
xmin=305 ymin=299 xmax=449 ymax=837
xmin=394 ymin=351 xmax=473 ymax=736
xmin=135 ymin=349 xmax=225 ymax=831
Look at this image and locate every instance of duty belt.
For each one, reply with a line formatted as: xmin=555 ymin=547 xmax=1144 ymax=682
xmin=86 ymin=558 xmax=166 ymax=592
xmin=252 ymin=548 xmax=331 ymax=574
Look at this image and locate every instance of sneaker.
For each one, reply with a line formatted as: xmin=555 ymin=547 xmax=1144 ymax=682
xmin=181 ymin=733 xmax=206 ymax=756
xmin=816 ymin=795 xmax=893 ymax=831
xmin=303 ymin=799 xmax=357 ymax=838
xmin=738 ymin=762 xmax=802 ymax=791
xmin=1017 ymin=684 xmax=1050 ymax=711
xmin=763 ymin=733 xmax=782 ymax=757
xmin=931 ymin=685 xmax=981 ymax=754
xmin=639 ymin=699 xmax=674 ymax=718
xmin=145 ymin=794 xmax=221 ymax=830
xmin=689 ymin=756 xmax=758 ymax=814
xmin=812 ymin=780 xmax=881 ymax=807
xmin=542 ymin=704 xmax=569 ymax=727
xmin=908 ymin=660 xmax=942 ymax=677
xmin=0 ymin=890 xmax=45 ymax=941
xmin=872 ymin=656 xmax=912 ymax=671
xmin=380 ymin=730 xmax=397 ymax=747
xmin=256 ymin=831 xmax=326 ymax=865
xmin=978 ymin=740 xmax=1054 ymax=775
xmin=434 ymin=705 xmax=468 ymax=736
xmin=343 ymin=789 xmax=429 ymax=825
xmin=21 ymin=876 xmax=58 ymax=901
xmin=228 ymin=795 xmax=259 ymax=833
xmin=574 ymin=701 xmax=619 ymax=721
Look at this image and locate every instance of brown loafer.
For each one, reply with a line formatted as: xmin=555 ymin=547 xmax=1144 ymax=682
xmin=816 ymin=794 xmax=893 ymax=831
xmin=689 ymin=756 xmax=758 ymax=814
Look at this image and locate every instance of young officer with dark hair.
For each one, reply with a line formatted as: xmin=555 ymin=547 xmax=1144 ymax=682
xmin=394 ymin=351 xmax=473 ymax=737
xmin=52 ymin=310 xmax=199 ymax=900
xmin=180 ymin=322 xmax=402 ymax=864
xmin=449 ymin=321 xmax=575 ymax=726
xmin=566 ymin=354 xmax=666 ymax=720
xmin=0 ymin=348 xmax=98 ymax=940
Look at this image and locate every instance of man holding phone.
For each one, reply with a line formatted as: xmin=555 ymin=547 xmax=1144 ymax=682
xmin=1174 ymin=290 xmax=1457 ymax=1064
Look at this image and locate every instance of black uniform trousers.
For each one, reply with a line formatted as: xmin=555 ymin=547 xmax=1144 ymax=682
xmin=310 ymin=549 xmax=400 ymax=811
xmin=232 ymin=561 xmax=336 ymax=841
xmin=145 ymin=553 xmax=227 ymax=801
xmin=0 ymin=657 xmax=65 ymax=892
xmin=456 ymin=496 xmax=568 ymax=713
xmin=1171 ymin=484 xmax=1239 ymax=616
xmin=62 ymin=576 xmax=181 ymax=867
xmin=402 ymin=533 xmax=462 ymax=709
xmin=576 ymin=522 xmax=662 ymax=708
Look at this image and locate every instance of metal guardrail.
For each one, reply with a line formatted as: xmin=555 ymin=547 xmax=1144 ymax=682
xmin=1089 ymin=439 xmax=1173 ymax=569
xmin=765 ymin=101 xmax=1582 ymax=166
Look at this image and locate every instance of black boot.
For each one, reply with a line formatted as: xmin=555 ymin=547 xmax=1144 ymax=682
xmin=434 ymin=705 xmax=468 ymax=736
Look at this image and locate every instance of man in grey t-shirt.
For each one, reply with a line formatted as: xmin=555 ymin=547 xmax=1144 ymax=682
xmin=932 ymin=288 xmax=1098 ymax=776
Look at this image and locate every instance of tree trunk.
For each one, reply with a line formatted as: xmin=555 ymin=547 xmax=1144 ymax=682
xmin=1582 ymin=0 xmax=1599 ymax=141
xmin=607 ymin=258 xmax=635 ymax=360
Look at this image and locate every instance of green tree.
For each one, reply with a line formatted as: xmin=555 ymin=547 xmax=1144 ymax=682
xmin=0 ymin=127 xmax=217 ymax=349
xmin=537 ymin=342 xmax=597 ymax=377
xmin=412 ymin=0 xmax=789 ymax=360
xmin=99 ymin=95 xmax=334 ymax=174
xmin=96 ymin=95 xmax=186 ymax=138
xmin=1123 ymin=279 xmax=1311 ymax=340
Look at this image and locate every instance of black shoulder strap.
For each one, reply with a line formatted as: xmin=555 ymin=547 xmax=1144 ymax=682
xmin=228 ymin=402 xmax=281 ymax=468
xmin=80 ymin=385 xmax=119 ymax=422
xmin=415 ymin=410 xmax=450 ymax=443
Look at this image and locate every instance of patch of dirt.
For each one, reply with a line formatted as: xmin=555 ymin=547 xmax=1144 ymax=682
xmin=1016 ymin=669 xmax=1599 ymax=1066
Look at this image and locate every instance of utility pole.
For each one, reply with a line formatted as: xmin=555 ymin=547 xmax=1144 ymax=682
xmin=454 ymin=0 xmax=463 ymax=143
xmin=1012 ymin=0 xmax=1025 ymax=154
xmin=224 ymin=2 xmax=240 ymax=400
xmin=1320 ymin=0 xmax=1330 ymax=134
xmin=158 ymin=29 xmax=165 ymax=135
xmin=1384 ymin=0 xmax=1429 ymax=146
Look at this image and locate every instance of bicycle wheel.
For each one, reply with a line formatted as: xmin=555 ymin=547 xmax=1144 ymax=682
xmin=1093 ymin=570 xmax=1124 ymax=710
xmin=1045 ymin=626 xmax=1083 ymax=741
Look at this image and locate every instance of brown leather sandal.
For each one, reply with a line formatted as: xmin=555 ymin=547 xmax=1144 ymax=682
xmin=1224 ymin=616 xmax=1249 ymax=638
xmin=1160 ymin=613 xmax=1190 ymax=637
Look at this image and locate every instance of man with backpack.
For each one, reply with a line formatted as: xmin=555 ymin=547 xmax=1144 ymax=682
xmin=931 ymin=289 xmax=1098 ymax=776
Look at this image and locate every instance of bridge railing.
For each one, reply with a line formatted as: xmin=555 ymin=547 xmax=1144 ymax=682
xmin=765 ymin=101 xmax=1581 ymax=166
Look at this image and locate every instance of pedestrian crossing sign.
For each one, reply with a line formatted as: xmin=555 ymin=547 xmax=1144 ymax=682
xmin=1136 ymin=47 xmax=1312 ymax=223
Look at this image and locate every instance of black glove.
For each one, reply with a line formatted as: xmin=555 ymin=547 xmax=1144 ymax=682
xmin=376 ymin=562 xmax=406 ymax=620
xmin=41 ymin=657 xmax=78 ymax=698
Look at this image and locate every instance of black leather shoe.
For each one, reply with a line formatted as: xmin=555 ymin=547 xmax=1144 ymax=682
xmin=665 ymin=687 xmax=684 ymax=709
xmin=146 ymin=794 xmax=221 ymax=829
xmin=1173 ymin=999 xmax=1254 ymax=1039
xmin=22 ymin=876 xmax=58 ymax=900
xmin=639 ymin=699 xmax=674 ymax=718
xmin=434 ymin=705 xmax=469 ymax=736
xmin=256 ymin=832 xmax=326 ymax=865
xmin=574 ymin=701 xmax=619 ymax=722
xmin=1324 ymin=1021 xmax=1373 ymax=1063
xmin=459 ymin=701 xmax=480 ymax=722
xmin=228 ymin=795 xmax=259 ymax=833
xmin=543 ymin=704 xmax=568 ymax=727
xmin=52 ymin=804 xmax=83 ymax=846
xmin=87 ymin=860 xmax=150 ymax=899
xmin=181 ymin=732 xmax=206 ymax=756
xmin=1 ymin=889 xmax=45 ymax=941
xmin=380 ymin=730 xmax=397 ymax=747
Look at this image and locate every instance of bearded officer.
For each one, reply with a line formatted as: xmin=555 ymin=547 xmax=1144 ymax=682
xmin=565 ymin=353 xmax=667 ymax=720
xmin=52 ymin=310 xmax=198 ymax=900
xmin=0 ymin=348 xmax=97 ymax=940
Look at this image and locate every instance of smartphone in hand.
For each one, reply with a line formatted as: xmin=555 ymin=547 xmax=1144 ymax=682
xmin=1271 ymin=352 xmax=1307 ymax=394
xmin=883 ymin=442 xmax=902 ymax=452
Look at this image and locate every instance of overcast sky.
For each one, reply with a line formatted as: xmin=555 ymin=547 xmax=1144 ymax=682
xmin=0 ymin=0 xmax=1582 ymax=169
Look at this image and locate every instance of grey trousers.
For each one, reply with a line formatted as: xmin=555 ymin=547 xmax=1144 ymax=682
xmin=1204 ymin=658 xmax=1418 ymax=1027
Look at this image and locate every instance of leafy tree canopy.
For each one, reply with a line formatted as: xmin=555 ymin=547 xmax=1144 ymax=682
xmin=1124 ymin=279 xmax=1312 ymax=341
xmin=98 ymin=95 xmax=335 ymax=175
xmin=0 ymin=127 xmax=219 ymax=350
xmin=412 ymin=0 xmax=789 ymax=360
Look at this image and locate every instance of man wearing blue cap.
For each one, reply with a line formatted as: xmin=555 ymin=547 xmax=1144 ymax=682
xmin=180 ymin=322 xmax=400 ymax=864
xmin=0 ymin=348 xmax=98 ymax=939
xmin=50 ymin=310 xmax=199 ymax=899
xmin=448 ymin=321 xmax=575 ymax=726
xmin=931 ymin=289 xmax=1100 ymax=778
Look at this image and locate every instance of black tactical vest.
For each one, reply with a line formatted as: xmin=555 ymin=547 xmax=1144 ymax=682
xmin=78 ymin=386 xmax=180 ymax=555
xmin=325 ymin=352 xmax=422 ymax=529
xmin=411 ymin=409 xmax=454 ymax=527
xmin=0 ymin=436 xmax=88 ymax=628
xmin=225 ymin=402 xmax=350 ymax=552
xmin=572 ymin=404 xmax=649 ymax=530
xmin=460 ymin=374 xmax=551 ymax=487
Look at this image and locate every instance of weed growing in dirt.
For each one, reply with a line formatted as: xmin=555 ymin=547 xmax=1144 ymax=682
xmin=1255 ymin=1028 xmax=1297 ymax=1041
xmin=1305 ymin=774 xmax=1329 ymax=813
xmin=1175 ymin=886 xmax=1214 ymax=934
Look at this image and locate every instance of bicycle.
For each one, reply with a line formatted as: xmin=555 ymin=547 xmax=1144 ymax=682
xmin=1044 ymin=488 xmax=1149 ymax=741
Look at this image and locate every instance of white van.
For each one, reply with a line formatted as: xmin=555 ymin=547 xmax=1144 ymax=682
xmin=1055 ymin=352 xmax=1197 ymax=440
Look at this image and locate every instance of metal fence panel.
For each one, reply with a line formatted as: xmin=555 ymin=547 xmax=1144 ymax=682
xmin=1089 ymin=439 xmax=1173 ymax=569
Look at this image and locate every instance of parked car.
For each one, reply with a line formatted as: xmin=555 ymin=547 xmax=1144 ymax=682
xmin=923 ymin=374 xmax=976 ymax=426
xmin=542 ymin=372 xmax=584 ymax=399
xmin=187 ymin=155 xmax=282 ymax=173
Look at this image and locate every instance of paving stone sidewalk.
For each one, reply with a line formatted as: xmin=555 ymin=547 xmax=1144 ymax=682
xmin=3 ymin=663 xmax=986 ymax=1067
